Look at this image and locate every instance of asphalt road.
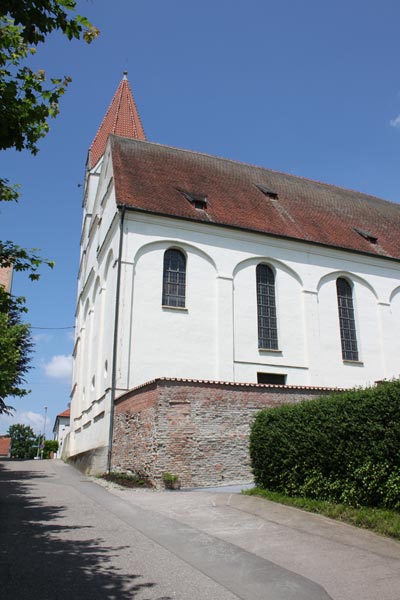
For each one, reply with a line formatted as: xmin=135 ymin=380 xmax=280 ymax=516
xmin=0 ymin=459 xmax=399 ymax=599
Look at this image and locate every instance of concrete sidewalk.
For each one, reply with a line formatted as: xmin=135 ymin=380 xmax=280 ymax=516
xmin=1 ymin=459 xmax=399 ymax=599
xmin=96 ymin=476 xmax=400 ymax=600
xmin=0 ymin=459 xmax=329 ymax=600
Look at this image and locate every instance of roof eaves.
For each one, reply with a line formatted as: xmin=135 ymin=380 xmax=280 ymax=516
xmin=118 ymin=204 xmax=400 ymax=264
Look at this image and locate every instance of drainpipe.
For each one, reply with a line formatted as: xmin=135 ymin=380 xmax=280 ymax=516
xmin=107 ymin=205 xmax=126 ymax=472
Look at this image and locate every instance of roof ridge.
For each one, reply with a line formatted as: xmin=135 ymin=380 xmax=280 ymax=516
xmin=110 ymin=136 xmax=397 ymax=206
xmin=112 ymin=78 xmax=124 ymax=134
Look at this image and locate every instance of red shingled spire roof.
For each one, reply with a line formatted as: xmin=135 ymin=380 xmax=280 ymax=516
xmin=88 ymin=72 xmax=146 ymax=168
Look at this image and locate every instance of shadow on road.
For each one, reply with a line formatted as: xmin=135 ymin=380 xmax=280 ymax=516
xmin=0 ymin=462 xmax=171 ymax=599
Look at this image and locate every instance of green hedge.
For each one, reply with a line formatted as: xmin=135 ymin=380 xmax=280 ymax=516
xmin=43 ymin=439 xmax=58 ymax=459
xmin=249 ymin=380 xmax=400 ymax=509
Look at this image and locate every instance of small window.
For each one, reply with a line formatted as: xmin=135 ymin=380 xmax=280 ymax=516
xmin=257 ymin=373 xmax=286 ymax=385
xmin=162 ymin=249 xmax=186 ymax=308
xmin=193 ymin=198 xmax=207 ymax=210
xmin=256 ymin=264 xmax=278 ymax=349
xmin=177 ymin=188 xmax=208 ymax=210
xmin=336 ymin=278 xmax=359 ymax=361
xmin=352 ymin=227 xmax=377 ymax=244
xmin=255 ymin=184 xmax=279 ymax=200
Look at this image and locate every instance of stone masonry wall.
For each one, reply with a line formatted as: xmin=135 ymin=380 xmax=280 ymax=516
xmin=112 ymin=379 xmax=341 ymax=488
xmin=112 ymin=381 xmax=159 ymax=481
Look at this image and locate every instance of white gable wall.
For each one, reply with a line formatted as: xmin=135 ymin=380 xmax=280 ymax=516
xmin=70 ymin=147 xmax=119 ymax=459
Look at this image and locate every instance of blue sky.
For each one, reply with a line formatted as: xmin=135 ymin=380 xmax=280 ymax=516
xmin=1 ymin=0 xmax=400 ymax=435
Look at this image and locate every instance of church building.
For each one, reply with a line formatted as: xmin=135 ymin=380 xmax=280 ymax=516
xmin=68 ymin=74 xmax=400 ymax=478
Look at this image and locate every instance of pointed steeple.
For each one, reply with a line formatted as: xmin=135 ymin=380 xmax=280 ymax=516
xmin=88 ymin=72 xmax=146 ymax=168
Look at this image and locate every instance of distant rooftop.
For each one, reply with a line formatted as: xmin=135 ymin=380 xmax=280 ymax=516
xmin=57 ymin=408 xmax=70 ymax=418
xmin=0 ymin=437 xmax=11 ymax=456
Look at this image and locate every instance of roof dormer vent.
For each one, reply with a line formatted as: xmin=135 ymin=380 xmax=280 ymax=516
xmin=256 ymin=184 xmax=279 ymax=200
xmin=352 ymin=227 xmax=378 ymax=244
xmin=177 ymin=188 xmax=208 ymax=210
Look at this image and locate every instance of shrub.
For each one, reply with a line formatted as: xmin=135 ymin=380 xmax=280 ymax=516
xmin=43 ymin=439 xmax=59 ymax=459
xmin=162 ymin=472 xmax=181 ymax=489
xmin=249 ymin=380 xmax=400 ymax=509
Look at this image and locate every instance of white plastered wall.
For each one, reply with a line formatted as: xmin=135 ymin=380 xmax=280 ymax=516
xmin=70 ymin=146 xmax=119 ymax=457
xmin=118 ymin=212 xmax=400 ymax=390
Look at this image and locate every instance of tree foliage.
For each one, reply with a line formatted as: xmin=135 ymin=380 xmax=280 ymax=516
xmin=0 ymin=1 xmax=98 ymax=412
xmin=43 ymin=438 xmax=58 ymax=458
xmin=0 ymin=288 xmax=33 ymax=413
xmin=1 ymin=0 xmax=98 ymax=265
xmin=1 ymin=1 xmax=98 ymax=169
xmin=8 ymin=423 xmax=37 ymax=459
xmin=0 ymin=241 xmax=54 ymax=280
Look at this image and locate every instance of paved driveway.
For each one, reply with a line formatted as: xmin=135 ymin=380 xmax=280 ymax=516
xmin=1 ymin=459 xmax=399 ymax=600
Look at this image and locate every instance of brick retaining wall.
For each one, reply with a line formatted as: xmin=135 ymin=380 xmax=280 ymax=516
xmin=112 ymin=378 xmax=343 ymax=488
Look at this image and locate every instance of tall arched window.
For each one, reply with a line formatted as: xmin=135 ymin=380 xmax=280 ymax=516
xmin=336 ymin=277 xmax=359 ymax=361
xmin=256 ymin=264 xmax=278 ymax=349
xmin=162 ymin=249 xmax=186 ymax=308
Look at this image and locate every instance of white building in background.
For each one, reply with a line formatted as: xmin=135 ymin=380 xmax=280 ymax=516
xmin=52 ymin=408 xmax=70 ymax=459
xmin=68 ymin=74 xmax=400 ymax=472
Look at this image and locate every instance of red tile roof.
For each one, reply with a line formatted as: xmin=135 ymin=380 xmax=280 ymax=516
xmin=0 ymin=437 xmax=11 ymax=456
xmin=111 ymin=136 xmax=400 ymax=261
xmin=89 ymin=73 xmax=145 ymax=169
xmin=57 ymin=408 xmax=70 ymax=418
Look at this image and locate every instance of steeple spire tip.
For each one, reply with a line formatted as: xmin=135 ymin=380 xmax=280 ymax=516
xmin=88 ymin=73 xmax=146 ymax=168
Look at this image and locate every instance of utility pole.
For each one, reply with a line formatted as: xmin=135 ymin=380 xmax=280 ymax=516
xmin=40 ymin=406 xmax=48 ymax=460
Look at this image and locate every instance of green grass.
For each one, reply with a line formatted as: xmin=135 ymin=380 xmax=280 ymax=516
xmin=244 ymin=487 xmax=400 ymax=540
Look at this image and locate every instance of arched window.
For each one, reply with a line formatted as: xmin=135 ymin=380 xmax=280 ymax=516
xmin=336 ymin=277 xmax=359 ymax=361
xmin=162 ymin=249 xmax=186 ymax=308
xmin=256 ymin=264 xmax=278 ymax=349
